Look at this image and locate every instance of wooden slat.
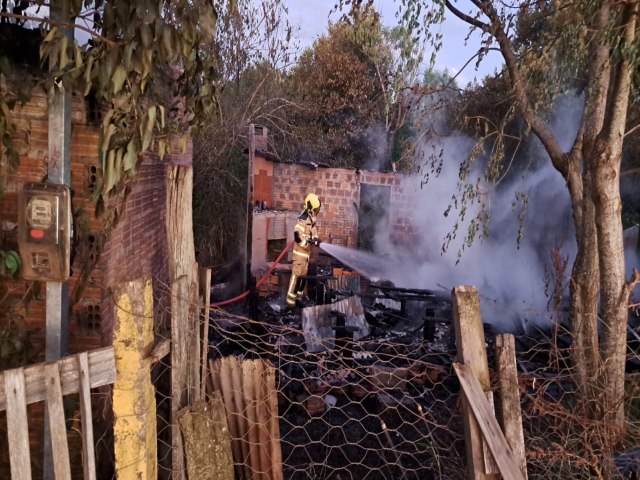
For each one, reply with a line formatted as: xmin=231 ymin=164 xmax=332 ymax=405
xmin=199 ymin=267 xmax=212 ymax=400
xmin=231 ymin=357 xmax=251 ymax=480
xmin=223 ymin=357 xmax=250 ymax=480
xmin=213 ymin=358 xmax=242 ymax=478
xmin=454 ymin=363 xmax=525 ymax=480
xmin=451 ymin=285 xmax=499 ymax=479
xmin=242 ymin=360 xmax=261 ymax=480
xmin=4 ymin=368 xmax=32 ymax=479
xmin=44 ymin=363 xmax=72 ymax=480
xmin=77 ymin=352 xmax=97 ymax=480
xmin=267 ymin=364 xmax=283 ymax=480
xmin=496 ymin=334 xmax=528 ymax=479
xmin=0 ymin=346 xmax=116 ymax=411
xmin=255 ymin=360 xmax=270 ymax=478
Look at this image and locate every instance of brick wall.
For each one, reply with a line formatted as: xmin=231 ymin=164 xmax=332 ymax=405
xmin=99 ymin=154 xmax=170 ymax=344
xmin=0 ymin=88 xmax=171 ymax=357
xmin=270 ymin=163 xmax=419 ymax=249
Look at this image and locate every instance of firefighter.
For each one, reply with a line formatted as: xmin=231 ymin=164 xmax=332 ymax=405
xmin=287 ymin=193 xmax=322 ymax=309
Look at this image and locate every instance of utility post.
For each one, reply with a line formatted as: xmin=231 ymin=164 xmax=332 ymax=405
xmin=244 ymin=124 xmax=256 ymax=291
xmin=46 ymin=0 xmax=72 ymax=362
xmin=44 ymin=0 xmax=73 ymax=478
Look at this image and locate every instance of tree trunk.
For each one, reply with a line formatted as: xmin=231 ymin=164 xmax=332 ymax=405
xmin=166 ymin=163 xmax=200 ymax=479
xmin=568 ymin=181 xmax=600 ymax=412
xmin=591 ymin=146 xmax=628 ymax=437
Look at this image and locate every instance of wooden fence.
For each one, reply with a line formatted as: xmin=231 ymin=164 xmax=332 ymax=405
xmin=0 ymin=346 xmax=116 ymax=479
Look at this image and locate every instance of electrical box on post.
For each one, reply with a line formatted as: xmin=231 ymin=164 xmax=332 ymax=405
xmin=18 ymin=183 xmax=71 ymax=282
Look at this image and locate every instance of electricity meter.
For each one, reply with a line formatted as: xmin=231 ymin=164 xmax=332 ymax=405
xmin=18 ymin=183 xmax=71 ymax=281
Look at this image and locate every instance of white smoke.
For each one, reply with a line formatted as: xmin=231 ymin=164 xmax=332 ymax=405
xmin=370 ymin=95 xmax=585 ymax=332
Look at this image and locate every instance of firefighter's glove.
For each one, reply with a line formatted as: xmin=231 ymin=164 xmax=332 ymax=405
xmin=311 ymin=237 xmax=321 ymax=247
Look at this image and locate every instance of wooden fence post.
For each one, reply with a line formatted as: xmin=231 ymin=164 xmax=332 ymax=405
xmin=112 ymin=277 xmax=157 ymax=480
xmin=495 ymin=334 xmax=528 ymax=479
xmin=199 ymin=267 xmax=212 ymax=400
xmin=451 ymin=285 xmax=499 ymax=480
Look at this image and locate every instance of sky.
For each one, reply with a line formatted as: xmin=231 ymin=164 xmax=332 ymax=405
xmin=285 ymin=0 xmax=505 ymax=86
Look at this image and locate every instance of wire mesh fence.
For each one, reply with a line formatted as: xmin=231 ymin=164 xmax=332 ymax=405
xmin=0 ymin=274 xmax=638 ymax=479
xmin=205 ymin=310 xmax=459 ymax=480
xmin=200 ymin=287 xmax=640 ymax=480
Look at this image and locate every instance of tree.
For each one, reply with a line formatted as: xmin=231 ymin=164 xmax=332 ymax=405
xmin=1 ymin=0 xmax=220 ymax=210
xmin=192 ymin=0 xmax=296 ymax=268
xmin=287 ymin=6 xmax=388 ymax=167
xmin=393 ymin=0 xmax=640 ymax=438
xmin=286 ymin=3 xmax=426 ymax=169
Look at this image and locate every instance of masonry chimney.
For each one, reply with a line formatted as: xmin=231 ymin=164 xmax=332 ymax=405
xmin=254 ymin=125 xmax=269 ymax=152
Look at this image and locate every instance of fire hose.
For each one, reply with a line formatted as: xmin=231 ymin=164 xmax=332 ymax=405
xmin=210 ymin=240 xmax=296 ymax=308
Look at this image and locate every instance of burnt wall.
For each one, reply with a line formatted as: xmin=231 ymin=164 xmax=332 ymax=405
xmin=270 ymin=163 xmax=419 ymax=249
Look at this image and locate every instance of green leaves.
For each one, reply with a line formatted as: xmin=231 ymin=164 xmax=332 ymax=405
xmin=5 ymin=0 xmax=220 ymax=205
xmin=1 ymin=250 xmax=21 ymax=278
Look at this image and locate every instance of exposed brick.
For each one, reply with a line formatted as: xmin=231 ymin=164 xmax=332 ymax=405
xmin=1 ymin=92 xmax=174 ymax=359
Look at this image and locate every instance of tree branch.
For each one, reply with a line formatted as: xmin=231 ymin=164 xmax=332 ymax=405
xmin=624 ymin=123 xmax=640 ymax=138
xmin=0 ymin=11 xmax=118 ymax=46
xmin=444 ymin=0 xmax=491 ymax=33
xmin=448 ymin=1 xmax=569 ymax=176
xmin=600 ymin=0 xmax=638 ymax=145
xmin=627 ymin=268 xmax=640 ymax=301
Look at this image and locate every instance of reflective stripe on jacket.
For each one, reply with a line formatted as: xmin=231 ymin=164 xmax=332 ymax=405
xmin=292 ymin=210 xmax=316 ymax=259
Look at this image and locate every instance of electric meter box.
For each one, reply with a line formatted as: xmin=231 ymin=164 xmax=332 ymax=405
xmin=18 ymin=183 xmax=71 ymax=282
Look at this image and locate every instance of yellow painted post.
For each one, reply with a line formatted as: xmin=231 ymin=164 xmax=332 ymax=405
xmin=112 ymin=277 xmax=157 ymax=480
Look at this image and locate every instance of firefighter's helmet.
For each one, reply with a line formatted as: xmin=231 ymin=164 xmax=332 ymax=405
xmin=305 ymin=193 xmax=321 ymax=214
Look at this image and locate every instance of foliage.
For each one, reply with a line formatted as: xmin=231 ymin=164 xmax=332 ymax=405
xmin=287 ymin=7 xmax=388 ymax=167
xmin=193 ymin=0 xmax=295 ymax=268
xmin=0 ymin=312 xmax=31 ymax=370
xmin=0 ymin=249 xmax=20 ymax=278
xmin=1 ymin=0 xmax=221 ymax=213
xmin=286 ymin=3 xmax=426 ymax=169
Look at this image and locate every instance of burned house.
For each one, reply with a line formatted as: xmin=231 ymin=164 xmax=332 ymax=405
xmin=249 ymin=127 xmax=420 ymax=290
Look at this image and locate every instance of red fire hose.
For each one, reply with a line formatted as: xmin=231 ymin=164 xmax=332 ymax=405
xmin=210 ymin=240 xmax=295 ymax=308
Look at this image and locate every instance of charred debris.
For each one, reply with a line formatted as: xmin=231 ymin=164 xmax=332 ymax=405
xmin=208 ymin=251 xmax=640 ymax=405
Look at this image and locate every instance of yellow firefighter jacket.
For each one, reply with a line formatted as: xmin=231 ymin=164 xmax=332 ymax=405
xmin=292 ymin=210 xmax=317 ymax=269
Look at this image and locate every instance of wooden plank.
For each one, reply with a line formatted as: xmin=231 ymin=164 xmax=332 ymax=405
xmin=4 ymin=368 xmax=32 ymax=479
xmin=496 ymin=334 xmax=528 ymax=479
xmin=0 ymin=346 xmax=116 ymax=411
xmin=243 ymin=360 xmax=261 ymax=480
xmin=222 ymin=357 xmax=250 ymax=480
xmin=451 ymin=285 xmax=499 ymax=479
xmin=255 ymin=360 xmax=271 ymax=478
xmin=266 ymin=364 xmax=284 ymax=480
xmin=44 ymin=363 xmax=72 ymax=480
xmin=211 ymin=358 xmax=242 ymax=478
xmin=454 ymin=363 xmax=526 ymax=480
xmin=483 ymin=392 xmax=498 ymax=473
xmin=77 ymin=352 xmax=97 ymax=480
xmin=199 ymin=267 xmax=212 ymax=400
